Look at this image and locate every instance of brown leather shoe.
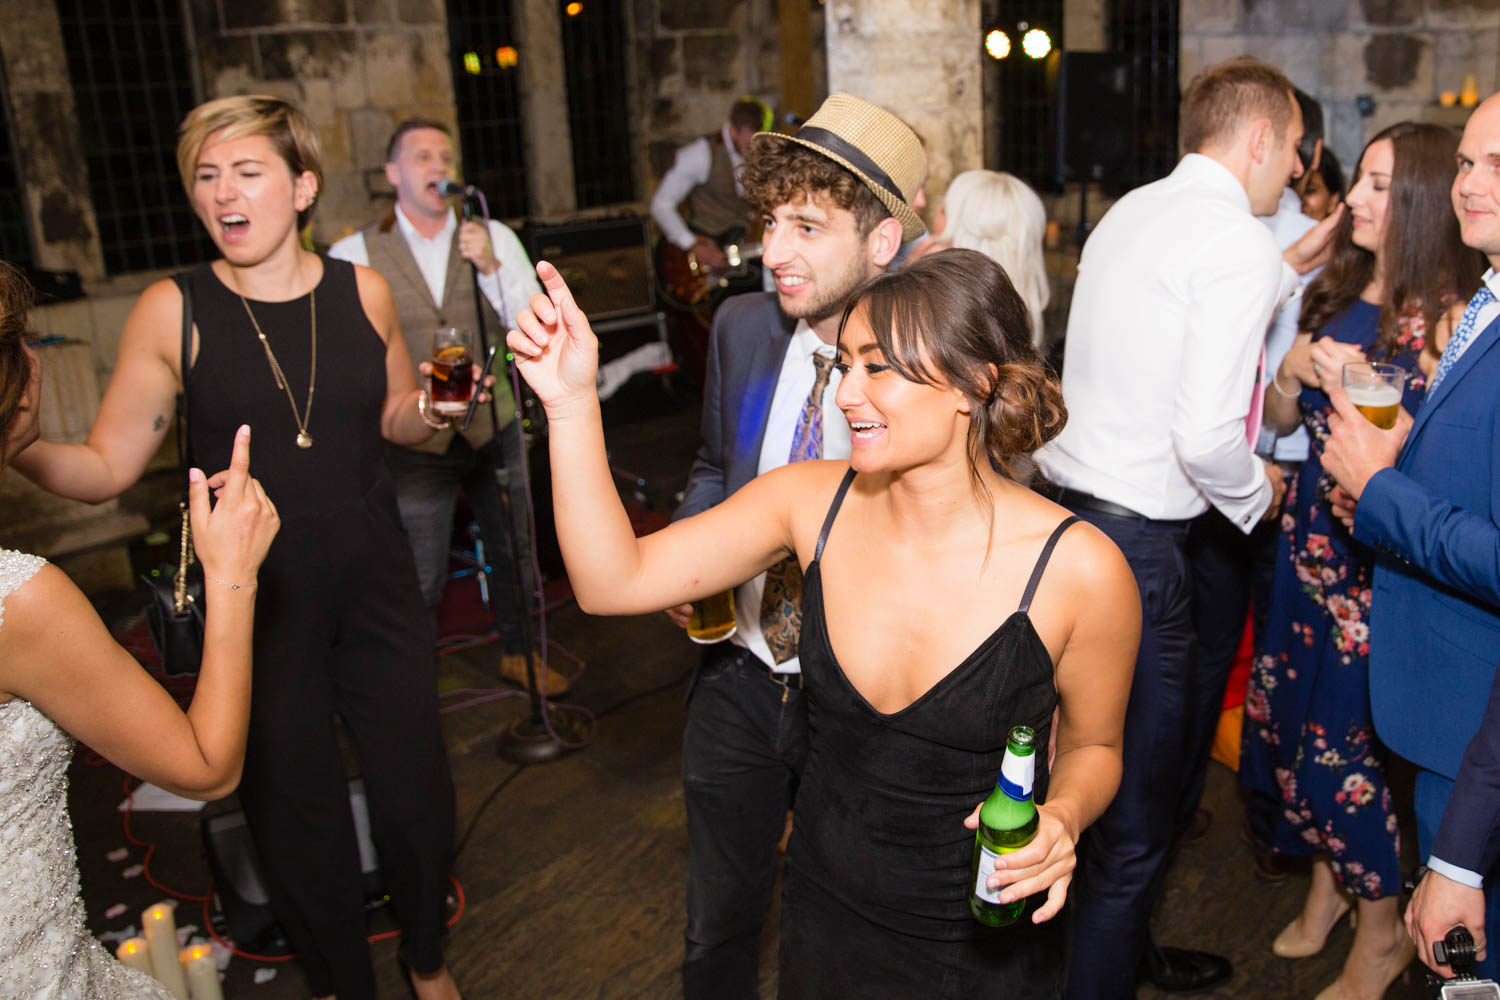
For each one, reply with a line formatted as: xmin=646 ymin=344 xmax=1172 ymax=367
xmin=499 ymin=653 xmax=572 ymax=698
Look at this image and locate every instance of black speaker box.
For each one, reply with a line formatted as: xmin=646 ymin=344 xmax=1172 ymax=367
xmin=201 ymin=778 xmax=385 ymax=950
xmin=524 ymin=216 xmax=654 ymax=321
xmin=1054 ymin=52 xmax=1136 ymax=186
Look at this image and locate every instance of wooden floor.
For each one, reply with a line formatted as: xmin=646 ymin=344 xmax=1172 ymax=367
xmin=69 ymin=390 xmax=1435 ymax=999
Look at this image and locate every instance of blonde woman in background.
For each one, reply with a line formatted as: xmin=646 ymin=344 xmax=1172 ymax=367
xmin=912 ymin=170 xmax=1052 ymax=349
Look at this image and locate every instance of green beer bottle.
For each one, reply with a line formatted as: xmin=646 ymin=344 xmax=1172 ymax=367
xmin=969 ymin=725 xmax=1038 ymax=926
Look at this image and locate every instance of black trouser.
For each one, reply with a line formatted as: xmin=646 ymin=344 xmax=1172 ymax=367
xmin=1179 ymin=507 xmax=1281 ymax=828
xmin=238 ymin=483 xmax=456 ymax=998
xmin=681 ymin=643 xmax=808 ymax=1000
xmin=1064 ymin=506 xmax=1194 ymax=1000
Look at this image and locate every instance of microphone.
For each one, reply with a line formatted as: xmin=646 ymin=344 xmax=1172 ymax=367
xmin=435 ymin=178 xmax=473 ymax=198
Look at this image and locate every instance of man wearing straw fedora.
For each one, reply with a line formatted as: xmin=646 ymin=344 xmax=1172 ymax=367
xmin=668 ymin=93 xmax=926 ymax=999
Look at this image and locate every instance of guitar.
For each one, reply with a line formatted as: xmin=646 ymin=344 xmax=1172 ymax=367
xmin=654 ymin=235 xmax=763 ymax=311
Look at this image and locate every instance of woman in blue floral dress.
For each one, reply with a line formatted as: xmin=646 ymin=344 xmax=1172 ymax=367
xmin=1241 ymin=121 xmax=1484 ymax=1000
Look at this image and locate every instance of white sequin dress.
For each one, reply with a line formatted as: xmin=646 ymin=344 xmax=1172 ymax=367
xmin=0 ymin=550 xmax=173 ymax=998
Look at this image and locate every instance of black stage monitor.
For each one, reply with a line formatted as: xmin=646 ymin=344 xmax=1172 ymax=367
xmin=1053 ymin=51 xmax=1136 ymax=189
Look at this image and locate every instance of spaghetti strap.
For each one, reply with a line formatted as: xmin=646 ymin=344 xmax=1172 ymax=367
xmin=814 ymin=468 xmax=858 ymax=562
xmin=1018 ymin=516 xmax=1080 ymax=615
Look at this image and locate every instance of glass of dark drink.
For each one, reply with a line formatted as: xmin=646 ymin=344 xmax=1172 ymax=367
xmin=430 ymin=327 xmax=475 ymax=416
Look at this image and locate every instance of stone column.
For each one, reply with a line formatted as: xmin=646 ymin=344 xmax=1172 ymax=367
xmin=824 ymin=0 xmax=983 ymax=231
xmin=517 ymin=0 xmax=576 ymax=218
xmin=0 ymin=0 xmax=104 ymax=279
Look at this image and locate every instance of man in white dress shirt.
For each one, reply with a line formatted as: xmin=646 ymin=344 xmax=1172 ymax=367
xmin=1037 ymin=57 xmax=1321 ymax=997
xmin=1179 ymin=88 xmax=1329 ymax=876
xmin=329 ymin=119 xmax=568 ymax=695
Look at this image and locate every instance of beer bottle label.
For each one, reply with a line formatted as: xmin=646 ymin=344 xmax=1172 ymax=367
xmin=973 ymin=843 xmax=1023 ymax=903
xmin=999 ymin=749 xmax=1034 ymax=800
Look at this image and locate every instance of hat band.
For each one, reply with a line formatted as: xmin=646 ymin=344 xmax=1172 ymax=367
xmin=795 ymin=125 xmax=906 ymax=205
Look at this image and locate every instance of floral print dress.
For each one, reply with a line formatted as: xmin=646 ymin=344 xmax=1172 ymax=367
xmin=1240 ymin=298 xmax=1430 ymax=900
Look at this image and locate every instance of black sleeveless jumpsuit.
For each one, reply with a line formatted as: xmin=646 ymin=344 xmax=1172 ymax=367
xmin=187 ymin=258 xmax=454 ymax=997
xmin=779 ymin=469 xmax=1075 ymax=998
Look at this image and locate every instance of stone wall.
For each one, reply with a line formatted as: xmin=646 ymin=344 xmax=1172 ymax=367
xmin=826 ymin=0 xmax=985 ymax=232
xmin=633 ymin=0 xmax=828 ymax=185
xmin=1181 ymin=0 xmax=1500 ymax=170
xmin=0 ymin=0 xmax=104 ymax=280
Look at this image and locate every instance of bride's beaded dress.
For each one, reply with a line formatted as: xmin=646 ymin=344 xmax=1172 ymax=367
xmin=0 ymin=551 xmax=173 ymax=998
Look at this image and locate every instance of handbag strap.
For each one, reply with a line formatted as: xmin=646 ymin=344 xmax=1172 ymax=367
xmin=170 ymin=272 xmax=195 ymax=611
xmin=171 ymin=271 xmax=194 ymax=498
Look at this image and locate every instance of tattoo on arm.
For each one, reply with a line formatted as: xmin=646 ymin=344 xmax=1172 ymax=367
xmin=152 ymin=414 xmax=167 ymax=433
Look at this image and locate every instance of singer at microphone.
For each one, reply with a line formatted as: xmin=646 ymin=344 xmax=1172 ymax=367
xmin=327 ymin=117 xmax=572 ymax=696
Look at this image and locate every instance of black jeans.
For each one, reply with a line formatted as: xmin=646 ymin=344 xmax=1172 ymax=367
xmin=681 ymin=644 xmax=808 ymax=1000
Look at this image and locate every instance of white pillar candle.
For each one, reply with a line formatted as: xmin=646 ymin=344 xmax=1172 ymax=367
xmin=141 ymin=903 xmax=189 ymax=999
xmin=115 ymin=937 xmax=153 ymax=976
xmin=181 ymin=944 xmax=224 ymax=1000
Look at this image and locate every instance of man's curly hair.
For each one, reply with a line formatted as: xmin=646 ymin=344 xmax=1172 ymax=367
xmin=740 ymin=134 xmax=890 ymax=237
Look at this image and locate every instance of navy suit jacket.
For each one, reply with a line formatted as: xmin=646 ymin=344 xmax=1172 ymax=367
xmin=1359 ymin=314 xmax=1500 ymax=868
xmin=1431 ymin=659 xmax=1500 ymax=876
xmin=674 ymin=292 xmax=797 ymax=521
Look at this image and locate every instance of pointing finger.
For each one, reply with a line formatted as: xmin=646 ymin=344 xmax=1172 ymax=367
xmin=222 ymin=425 xmax=252 ymax=499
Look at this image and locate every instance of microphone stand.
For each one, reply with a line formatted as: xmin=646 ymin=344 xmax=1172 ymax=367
xmin=456 ymin=190 xmax=572 ymax=763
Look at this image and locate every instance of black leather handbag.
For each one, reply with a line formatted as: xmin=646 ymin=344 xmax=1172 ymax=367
xmin=142 ymin=272 xmax=205 ymax=676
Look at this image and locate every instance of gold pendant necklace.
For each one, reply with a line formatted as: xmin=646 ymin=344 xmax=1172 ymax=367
xmin=236 ymin=286 xmax=317 ymax=449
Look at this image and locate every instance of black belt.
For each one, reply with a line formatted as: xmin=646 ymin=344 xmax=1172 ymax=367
xmin=707 ymin=642 xmax=804 ymax=688
xmin=1054 ymin=487 xmax=1193 ymax=527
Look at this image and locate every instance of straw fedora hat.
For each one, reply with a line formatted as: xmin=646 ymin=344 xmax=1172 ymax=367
xmin=757 ymin=93 xmax=927 ymax=242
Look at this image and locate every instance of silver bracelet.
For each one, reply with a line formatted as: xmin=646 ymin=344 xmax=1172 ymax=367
xmin=1269 ymin=371 xmax=1301 ymax=398
xmin=417 ymin=389 xmax=452 ymax=430
xmin=204 ymin=573 xmax=253 ymax=591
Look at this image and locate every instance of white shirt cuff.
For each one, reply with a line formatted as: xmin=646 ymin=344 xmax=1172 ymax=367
xmin=1428 ymin=855 xmax=1486 ymax=890
xmin=1275 ymin=261 xmax=1300 ymax=309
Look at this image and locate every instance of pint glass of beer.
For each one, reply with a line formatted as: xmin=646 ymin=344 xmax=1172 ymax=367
xmin=430 ymin=327 xmax=476 ymax=416
xmin=1342 ymin=362 xmax=1408 ymax=429
xmin=688 ymin=589 xmax=737 ymax=644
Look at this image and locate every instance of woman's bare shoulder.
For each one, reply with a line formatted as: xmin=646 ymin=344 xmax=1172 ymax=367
xmin=350 ymin=263 xmax=396 ymax=341
xmin=127 ymin=277 xmax=187 ymax=332
xmin=1020 ymin=493 xmax=1136 ymax=597
xmin=0 ymin=563 xmax=90 ymax=691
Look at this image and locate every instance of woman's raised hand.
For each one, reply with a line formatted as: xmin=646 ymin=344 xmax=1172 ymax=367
xmin=507 ymin=261 xmax=600 ymax=417
xmin=192 ymin=425 xmax=279 ymax=589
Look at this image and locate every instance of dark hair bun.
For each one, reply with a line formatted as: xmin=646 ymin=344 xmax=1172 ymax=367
xmin=986 ymin=361 xmax=1067 ymax=474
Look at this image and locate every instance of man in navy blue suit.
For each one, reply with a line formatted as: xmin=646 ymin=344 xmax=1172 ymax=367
xmin=1324 ymin=91 xmax=1500 ymax=981
xmin=665 ymin=94 xmax=927 ymax=999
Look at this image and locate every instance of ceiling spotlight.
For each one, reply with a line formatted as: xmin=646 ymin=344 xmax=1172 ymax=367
xmin=1022 ymin=28 xmax=1052 ymax=59
xmin=985 ymin=29 xmax=1011 ymax=60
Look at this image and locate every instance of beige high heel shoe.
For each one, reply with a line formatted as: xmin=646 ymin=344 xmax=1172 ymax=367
xmin=1272 ymin=898 xmax=1354 ymax=958
xmin=1311 ymin=934 xmax=1416 ymax=1000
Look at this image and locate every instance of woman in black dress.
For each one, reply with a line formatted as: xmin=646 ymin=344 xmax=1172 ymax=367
xmin=509 ymin=249 xmax=1139 ymax=996
xmin=15 ymin=96 xmax=469 ymax=1000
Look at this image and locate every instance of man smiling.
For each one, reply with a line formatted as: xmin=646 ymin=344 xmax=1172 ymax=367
xmin=668 ymin=93 xmax=926 ymax=999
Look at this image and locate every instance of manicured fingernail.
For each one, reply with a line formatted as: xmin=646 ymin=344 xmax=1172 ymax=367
xmin=189 ymin=468 xmax=205 ymax=482
xmin=239 ymin=424 xmax=251 ymax=437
